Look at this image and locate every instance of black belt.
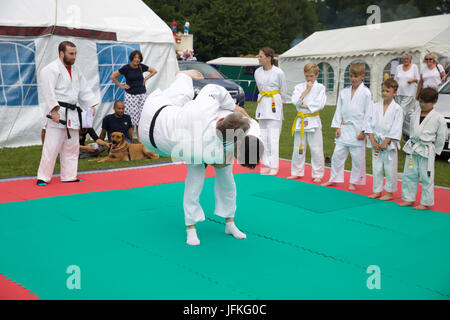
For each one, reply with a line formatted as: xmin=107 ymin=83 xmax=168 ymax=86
xmin=149 ymin=105 xmax=169 ymax=149
xmin=58 ymin=101 xmax=83 ymax=139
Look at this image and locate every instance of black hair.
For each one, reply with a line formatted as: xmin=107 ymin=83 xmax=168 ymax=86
xmin=237 ymin=135 xmax=264 ymax=169
xmin=58 ymin=41 xmax=76 ymax=53
xmin=129 ymin=50 xmax=143 ymax=62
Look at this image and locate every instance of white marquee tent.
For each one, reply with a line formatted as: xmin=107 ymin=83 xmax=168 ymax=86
xmin=0 ymin=0 xmax=178 ymax=148
xmin=207 ymin=57 xmax=259 ymax=66
xmin=279 ymin=14 xmax=450 ymax=106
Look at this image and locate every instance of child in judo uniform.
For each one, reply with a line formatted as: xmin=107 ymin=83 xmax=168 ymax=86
xmin=322 ymin=63 xmax=373 ymax=190
xmin=366 ymin=79 xmax=403 ymax=200
xmin=289 ymin=62 xmax=326 ymax=183
xmin=399 ymin=88 xmax=448 ymax=210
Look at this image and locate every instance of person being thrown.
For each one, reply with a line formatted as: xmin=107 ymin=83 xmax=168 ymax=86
xmin=139 ymin=70 xmax=264 ymax=245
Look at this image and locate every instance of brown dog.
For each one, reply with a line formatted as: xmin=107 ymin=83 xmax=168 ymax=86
xmin=90 ymin=131 xmax=159 ymax=162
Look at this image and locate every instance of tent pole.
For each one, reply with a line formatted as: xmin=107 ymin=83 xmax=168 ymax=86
xmin=335 ymin=57 xmax=343 ymax=106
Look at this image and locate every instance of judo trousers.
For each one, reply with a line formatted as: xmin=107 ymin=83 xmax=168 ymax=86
xmin=37 ymin=126 xmax=80 ymax=182
xmin=291 ymin=128 xmax=324 ymax=178
xmin=184 ymin=164 xmax=236 ymax=226
xmin=372 ymin=148 xmax=398 ymax=193
xmin=329 ymin=144 xmax=366 ymax=185
xmin=401 ymin=154 xmax=435 ymax=206
xmin=259 ymin=119 xmax=282 ymax=169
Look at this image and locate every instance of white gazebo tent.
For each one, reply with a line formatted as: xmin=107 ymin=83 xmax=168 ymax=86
xmin=0 ymin=0 xmax=178 ymax=148
xmin=207 ymin=57 xmax=260 ymax=101
xmin=279 ymin=14 xmax=450 ymax=106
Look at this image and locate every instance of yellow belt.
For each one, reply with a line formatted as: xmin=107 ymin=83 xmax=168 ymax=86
xmin=291 ymin=111 xmax=320 ymax=154
xmin=257 ymin=90 xmax=280 ymax=113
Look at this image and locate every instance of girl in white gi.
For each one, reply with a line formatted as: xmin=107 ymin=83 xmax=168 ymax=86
xmin=366 ymin=79 xmax=403 ymax=200
xmin=288 ymin=62 xmax=326 ymax=183
xmin=139 ymin=71 xmax=264 ymax=245
xmin=255 ymin=47 xmax=287 ymax=176
xmin=322 ymin=63 xmax=372 ymax=190
xmin=37 ymin=41 xmax=98 ymax=186
xmin=399 ymin=88 xmax=448 ymax=210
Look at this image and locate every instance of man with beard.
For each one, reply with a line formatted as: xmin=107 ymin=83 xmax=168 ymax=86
xmin=36 ymin=41 xmax=99 ymax=186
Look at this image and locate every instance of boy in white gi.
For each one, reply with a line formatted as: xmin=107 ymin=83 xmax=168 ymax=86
xmin=366 ymin=79 xmax=403 ymax=200
xmin=139 ymin=71 xmax=264 ymax=245
xmin=37 ymin=41 xmax=98 ymax=186
xmin=288 ymin=62 xmax=326 ymax=183
xmin=254 ymin=47 xmax=287 ymax=176
xmin=322 ymin=63 xmax=372 ymax=190
xmin=399 ymin=88 xmax=448 ymax=210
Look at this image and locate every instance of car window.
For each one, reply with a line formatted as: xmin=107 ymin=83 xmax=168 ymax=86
xmin=179 ymin=63 xmax=225 ymax=79
xmin=439 ymin=81 xmax=450 ymax=94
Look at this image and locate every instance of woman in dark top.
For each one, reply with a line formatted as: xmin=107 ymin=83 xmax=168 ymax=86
xmin=79 ymin=128 xmax=108 ymax=159
xmin=110 ymin=50 xmax=157 ymax=142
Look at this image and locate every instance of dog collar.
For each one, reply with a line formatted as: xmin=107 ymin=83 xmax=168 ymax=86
xmin=110 ymin=146 xmax=129 ymax=153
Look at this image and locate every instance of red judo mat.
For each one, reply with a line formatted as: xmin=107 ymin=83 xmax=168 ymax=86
xmin=1 ymin=160 xmax=450 ymax=300
xmin=1 ymin=160 xmax=449 ymax=214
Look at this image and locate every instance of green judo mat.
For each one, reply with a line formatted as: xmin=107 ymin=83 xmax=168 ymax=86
xmin=1 ymin=173 xmax=450 ymax=300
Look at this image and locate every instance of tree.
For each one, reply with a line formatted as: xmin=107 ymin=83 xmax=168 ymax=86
xmin=316 ymin=0 xmax=448 ymax=30
xmin=145 ymin=0 xmax=321 ymax=61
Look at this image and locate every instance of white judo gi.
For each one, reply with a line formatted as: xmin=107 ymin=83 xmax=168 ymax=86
xmin=290 ymin=81 xmax=326 ymax=178
xmin=328 ymin=83 xmax=372 ymax=185
xmin=365 ymin=100 xmax=403 ymax=193
xmin=37 ymin=58 xmax=98 ymax=182
xmin=254 ymin=66 xmax=287 ymax=170
xmin=401 ymin=108 xmax=448 ymax=206
xmin=139 ymin=73 xmax=260 ymax=226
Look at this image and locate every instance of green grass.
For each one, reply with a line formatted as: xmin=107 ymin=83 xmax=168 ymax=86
xmin=0 ymin=101 xmax=449 ymax=187
xmin=0 ymin=145 xmax=171 ymax=178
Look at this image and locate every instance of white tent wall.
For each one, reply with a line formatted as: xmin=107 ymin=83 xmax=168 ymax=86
xmin=0 ymin=0 xmax=178 ymax=148
xmin=279 ymin=58 xmax=340 ymax=106
xmin=0 ymin=36 xmax=177 ymax=148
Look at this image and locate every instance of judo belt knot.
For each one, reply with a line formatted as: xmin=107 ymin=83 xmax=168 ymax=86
xmin=257 ymin=90 xmax=280 ymax=113
xmin=58 ymin=101 xmax=83 ymax=139
xmin=291 ymin=111 xmax=319 ymax=154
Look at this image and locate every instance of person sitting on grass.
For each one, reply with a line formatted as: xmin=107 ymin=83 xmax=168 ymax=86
xmin=99 ymin=100 xmax=133 ymax=144
xmin=79 ymin=128 xmax=108 ymax=159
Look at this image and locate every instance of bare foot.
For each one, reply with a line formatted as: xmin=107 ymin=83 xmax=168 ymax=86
xmin=260 ymin=167 xmax=270 ymax=174
xmin=399 ymin=201 xmax=414 ymax=207
xmin=414 ymin=204 xmax=429 ymax=210
xmin=179 ymin=69 xmax=204 ymax=80
xmin=287 ymin=176 xmax=300 ymax=179
xmin=379 ymin=193 xmax=393 ymax=201
xmin=368 ymin=193 xmax=381 ymax=199
xmin=268 ymin=168 xmax=278 ymax=176
xmin=348 ymin=184 xmax=356 ymax=190
xmin=321 ymin=181 xmax=335 ymax=187
xmin=313 ymin=178 xmax=322 ymax=183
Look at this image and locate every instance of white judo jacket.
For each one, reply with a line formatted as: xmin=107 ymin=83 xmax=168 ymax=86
xmin=332 ymin=83 xmax=372 ymax=147
xmin=140 ymin=73 xmax=237 ymax=164
xmin=40 ymin=58 xmax=98 ymax=130
xmin=254 ymin=66 xmax=287 ymax=121
xmin=403 ymin=108 xmax=448 ymax=171
xmin=291 ymin=81 xmax=326 ymax=131
xmin=365 ymin=100 xmax=403 ymax=150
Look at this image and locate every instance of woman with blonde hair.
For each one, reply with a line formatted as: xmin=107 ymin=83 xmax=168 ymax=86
xmin=416 ymin=53 xmax=445 ymax=99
